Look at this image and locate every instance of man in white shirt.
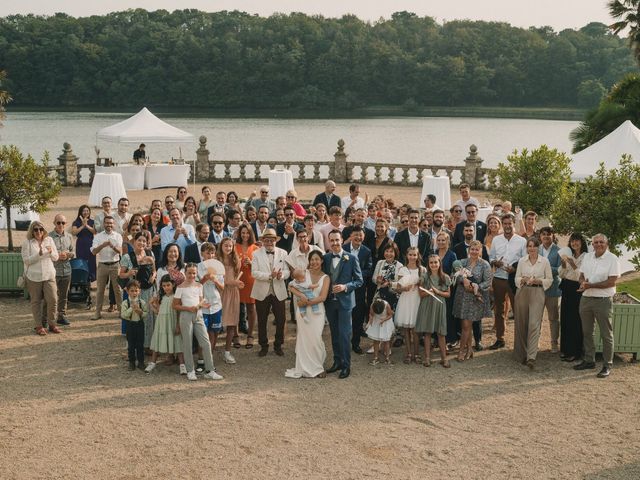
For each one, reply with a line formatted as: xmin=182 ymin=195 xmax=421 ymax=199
xmin=93 ymin=196 xmax=113 ymax=233
xmin=160 ymin=208 xmax=196 ymax=257
xmin=286 ymin=229 xmax=322 ymax=272
xmin=91 ymin=216 xmax=123 ymax=319
xmin=251 ymin=205 xmax=271 ymax=241
xmin=454 ymin=183 xmax=480 ymax=221
xmin=341 ymin=183 xmax=367 ymax=213
xmin=574 ymin=234 xmax=620 ymax=378
xmin=319 ymin=206 xmax=345 ymax=251
xmin=113 ymin=197 xmax=132 ymax=234
xmin=488 ymin=213 xmax=526 ymax=349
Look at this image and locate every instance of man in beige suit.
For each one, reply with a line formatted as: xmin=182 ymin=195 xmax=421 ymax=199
xmin=251 ymin=228 xmax=290 ymax=357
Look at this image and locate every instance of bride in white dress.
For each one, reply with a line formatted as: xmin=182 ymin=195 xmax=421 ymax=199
xmin=285 ymin=251 xmax=330 ymax=378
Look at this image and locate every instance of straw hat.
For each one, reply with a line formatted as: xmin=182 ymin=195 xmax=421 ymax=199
xmin=261 ymin=228 xmax=277 ymax=239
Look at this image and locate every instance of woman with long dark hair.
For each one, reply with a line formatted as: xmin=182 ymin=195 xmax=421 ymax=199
xmin=71 ymin=204 xmax=97 ymax=282
xmin=559 ymin=233 xmax=589 ymax=362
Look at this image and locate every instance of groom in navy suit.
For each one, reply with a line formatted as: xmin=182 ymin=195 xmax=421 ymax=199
xmin=323 ymin=229 xmax=363 ymax=379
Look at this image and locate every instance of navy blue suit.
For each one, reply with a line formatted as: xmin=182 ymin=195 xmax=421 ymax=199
xmin=322 ymin=251 xmax=364 ymax=370
xmin=344 ymin=243 xmax=373 ymax=349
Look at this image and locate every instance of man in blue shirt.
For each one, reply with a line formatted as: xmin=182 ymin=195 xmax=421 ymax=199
xmin=160 ymin=208 xmax=196 ymax=257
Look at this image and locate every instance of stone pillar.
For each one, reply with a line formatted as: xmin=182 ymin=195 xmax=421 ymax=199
xmin=333 ymin=139 xmax=348 ymax=183
xmin=196 ymin=135 xmax=210 ymax=182
xmin=464 ymin=144 xmax=483 ymax=188
xmin=58 ymin=142 xmax=78 ymax=187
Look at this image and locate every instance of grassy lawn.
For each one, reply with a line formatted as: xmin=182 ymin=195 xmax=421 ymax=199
xmin=618 ymin=277 xmax=640 ymax=299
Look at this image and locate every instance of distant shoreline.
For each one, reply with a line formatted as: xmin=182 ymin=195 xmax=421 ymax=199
xmin=6 ymin=105 xmax=585 ymax=121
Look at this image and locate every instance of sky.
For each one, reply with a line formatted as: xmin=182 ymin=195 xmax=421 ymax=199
xmin=0 ymin=1 xmax=613 ymax=31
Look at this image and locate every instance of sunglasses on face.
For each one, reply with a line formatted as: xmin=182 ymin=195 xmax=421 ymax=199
xmin=56 ymin=221 xmax=66 ymax=225
xmin=286 ymin=196 xmax=295 ymax=199
xmin=285 ymin=213 xmax=294 ymax=216
xmin=33 ymin=227 xmax=44 ymax=232
xmin=453 ymin=209 xmax=462 ymax=213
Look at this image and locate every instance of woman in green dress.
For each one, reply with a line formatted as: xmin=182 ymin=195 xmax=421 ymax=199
xmin=416 ymin=254 xmax=452 ymax=368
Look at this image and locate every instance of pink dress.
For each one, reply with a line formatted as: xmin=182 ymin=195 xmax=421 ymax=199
xmin=221 ymin=262 xmax=240 ymax=327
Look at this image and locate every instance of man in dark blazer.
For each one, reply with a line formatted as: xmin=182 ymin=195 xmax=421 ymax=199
xmin=393 ymin=209 xmax=430 ymax=266
xmin=184 ymin=223 xmax=210 ymax=264
xmin=341 ymin=208 xmax=375 ymax=252
xmin=312 ymin=180 xmax=341 ymax=209
xmin=207 ymin=212 xmax=231 ymax=245
xmin=323 ymin=229 xmax=363 ymax=379
xmin=251 ymin=205 xmax=271 ymax=241
xmin=276 ymin=206 xmax=302 ymax=253
xmin=452 ymin=222 xmax=489 ymax=351
xmin=452 ymin=203 xmax=486 ymax=246
xmin=343 ymin=226 xmax=373 ymax=354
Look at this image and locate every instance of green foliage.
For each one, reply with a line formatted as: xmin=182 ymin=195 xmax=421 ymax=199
xmin=550 ymin=156 xmax=640 ymax=266
xmin=0 ymin=10 xmax=635 ymax=109
xmin=577 ymin=79 xmax=606 ymax=108
xmin=570 ymin=73 xmax=640 ymax=153
xmin=0 ymin=145 xmax=61 ymax=250
xmin=495 ymin=145 xmax=572 ymax=216
xmin=0 ymin=69 xmax=11 ymax=127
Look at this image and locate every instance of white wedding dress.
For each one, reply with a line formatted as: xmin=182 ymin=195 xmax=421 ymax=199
xmin=285 ymin=273 xmax=328 ymax=378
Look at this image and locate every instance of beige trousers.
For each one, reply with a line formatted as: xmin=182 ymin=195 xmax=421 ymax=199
xmin=513 ymin=286 xmax=545 ymax=362
xmin=26 ymin=278 xmax=57 ymax=328
xmin=95 ymin=262 xmax=122 ymax=314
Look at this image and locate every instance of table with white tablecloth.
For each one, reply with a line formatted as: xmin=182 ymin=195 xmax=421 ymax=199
xmin=95 ymin=165 xmax=146 ymax=190
xmin=268 ymin=169 xmax=294 ymax=198
xmin=88 ymin=173 xmax=127 ymax=207
xmin=0 ymin=207 xmax=40 ymax=230
xmin=420 ymin=176 xmax=451 ymax=211
xmin=144 ymin=164 xmax=190 ymax=189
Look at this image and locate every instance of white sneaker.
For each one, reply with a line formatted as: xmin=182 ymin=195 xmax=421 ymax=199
xmin=204 ymin=370 xmax=224 ymax=380
xmin=224 ymin=351 xmax=236 ymax=364
xmin=366 ymin=346 xmax=374 ymax=354
xmin=187 ymin=370 xmax=197 ymax=381
xmin=144 ymin=362 xmax=156 ymax=374
xmin=179 ymin=364 xmax=187 ymax=375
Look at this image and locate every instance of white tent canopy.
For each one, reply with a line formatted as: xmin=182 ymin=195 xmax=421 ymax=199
xmin=96 ymin=107 xmax=195 ymax=144
xmin=571 ymin=120 xmax=640 ymax=180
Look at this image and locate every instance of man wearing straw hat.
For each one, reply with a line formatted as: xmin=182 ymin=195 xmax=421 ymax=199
xmin=251 ymin=228 xmax=290 ymax=357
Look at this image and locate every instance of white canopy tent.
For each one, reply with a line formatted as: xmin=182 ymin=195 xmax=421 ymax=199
xmin=570 ymin=120 xmax=640 ymax=274
xmin=97 ymin=107 xmax=195 ymax=144
xmin=571 ymin=120 xmax=640 ymax=180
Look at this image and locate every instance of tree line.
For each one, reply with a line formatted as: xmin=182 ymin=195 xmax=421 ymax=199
xmin=0 ymin=9 xmax=636 ymax=110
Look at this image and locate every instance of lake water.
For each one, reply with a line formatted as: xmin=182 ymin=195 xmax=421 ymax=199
xmin=0 ymin=111 xmax=578 ymax=171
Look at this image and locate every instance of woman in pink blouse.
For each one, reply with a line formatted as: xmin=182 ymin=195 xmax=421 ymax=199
xmin=286 ymin=189 xmax=307 ymax=222
xmin=21 ymin=221 xmax=60 ymax=335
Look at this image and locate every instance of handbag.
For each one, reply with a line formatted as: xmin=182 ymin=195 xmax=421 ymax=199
xmin=17 ymin=273 xmax=25 ymax=288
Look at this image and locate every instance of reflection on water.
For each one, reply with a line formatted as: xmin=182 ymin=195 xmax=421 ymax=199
xmin=0 ymin=111 xmax=577 ymax=171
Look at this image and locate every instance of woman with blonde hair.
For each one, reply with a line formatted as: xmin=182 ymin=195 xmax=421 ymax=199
xmin=22 ymin=221 xmax=60 ymax=335
xmin=484 ymin=214 xmax=502 ymax=250
xmin=285 ymin=189 xmax=307 ymax=222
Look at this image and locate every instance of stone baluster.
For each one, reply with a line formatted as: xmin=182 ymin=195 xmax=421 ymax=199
xmin=224 ymin=163 xmax=231 ymax=181
xmin=313 ymin=164 xmax=321 ymax=182
xmin=299 ymin=164 xmax=306 ymax=181
xmin=239 ymin=163 xmax=246 ymax=182
xmin=401 ymin=167 xmax=410 ymax=185
xmin=374 ymin=166 xmax=382 ymax=183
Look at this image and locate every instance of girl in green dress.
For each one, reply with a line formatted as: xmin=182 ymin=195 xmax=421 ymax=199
xmin=417 ymin=255 xmax=452 ymax=368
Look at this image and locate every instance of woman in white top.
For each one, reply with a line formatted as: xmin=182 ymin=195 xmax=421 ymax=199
xmin=156 ymin=243 xmax=185 ymax=290
xmin=558 ymin=233 xmax=588 ymax=362
xmin=21 ymin=221 xmax=60 ymax=335
xmin=182 ymin=196 xmax=201 ymax=229
xmin=513 ymin=236 xmax=553 ymax=369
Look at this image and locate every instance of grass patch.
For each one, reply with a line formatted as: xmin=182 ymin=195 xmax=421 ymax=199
xmin=618 ymin=277 xmax=640 ymax=299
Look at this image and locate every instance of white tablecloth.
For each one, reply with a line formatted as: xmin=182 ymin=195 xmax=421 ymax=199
xmin=95 ymin=165 xmax=146 ymax=190
xmin=0 ymin=207 xmax=40 ymax=230
xmin=420 ymin=176 xmax=451 ymax=210
xmin=477 ymin=207 xmax=494 ymax=223
xmin=88 ymin=173 xmax=127 ymax=207
xmin=145 ymin=165 xmax=190 ymax=189
xmin=269 ymin=169 xmax=294 ymax=198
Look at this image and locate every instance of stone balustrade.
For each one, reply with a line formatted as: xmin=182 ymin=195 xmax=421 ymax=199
xmin=54 ymin=138 xmax=493 ymax=190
